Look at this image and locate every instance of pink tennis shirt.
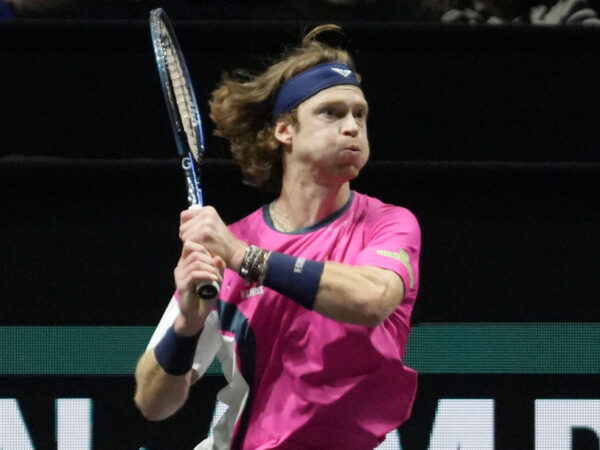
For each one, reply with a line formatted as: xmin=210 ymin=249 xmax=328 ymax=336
xmin=149 ymin=191 xmax=421 ymax=449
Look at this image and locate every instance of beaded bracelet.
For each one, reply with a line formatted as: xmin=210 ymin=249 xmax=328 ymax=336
xmin=239 ymin=245 xmax=262 ymax=281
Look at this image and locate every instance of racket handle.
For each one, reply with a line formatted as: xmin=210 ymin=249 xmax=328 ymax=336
xmin=187 ymin=205 xmax=221 ymax=301
xmin=196 ymin=280 xmax=220 ymax=301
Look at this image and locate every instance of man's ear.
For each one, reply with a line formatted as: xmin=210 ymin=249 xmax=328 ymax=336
xmin=274 ymin=119 xmax=294 ymax=146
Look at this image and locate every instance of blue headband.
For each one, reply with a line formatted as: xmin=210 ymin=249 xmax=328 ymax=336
xmin=272 ymin=62 xmax=361 ymax=118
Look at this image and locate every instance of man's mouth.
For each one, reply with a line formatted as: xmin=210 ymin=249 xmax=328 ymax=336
xmin=342 ymin=144 xmax=361 ymax=152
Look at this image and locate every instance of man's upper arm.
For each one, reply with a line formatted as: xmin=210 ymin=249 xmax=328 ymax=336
xmin=354 ymin=206 xmax=421 ymax=304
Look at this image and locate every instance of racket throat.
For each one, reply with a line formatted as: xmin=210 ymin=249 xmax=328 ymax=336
xmin=181 ymin=152 xmax=204 ymax=206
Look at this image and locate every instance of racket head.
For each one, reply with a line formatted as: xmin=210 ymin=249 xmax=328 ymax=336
xmin=150 ymin=8 xmax=206 ymax=164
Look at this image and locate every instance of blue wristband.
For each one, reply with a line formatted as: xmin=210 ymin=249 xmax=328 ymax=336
xmin=262 ymin=252 xmax=324 ymax=310
xmin=154 ymin=324 xmax=201 ymax=376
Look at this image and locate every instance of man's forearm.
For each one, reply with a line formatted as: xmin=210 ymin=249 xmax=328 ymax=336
xmin=314 ymin=262 xmax=404 ymax=326
xmin=134 ymin=349 xmax=193 ymax=421
xmin=240 ymin=246 xmax=405 ymax=326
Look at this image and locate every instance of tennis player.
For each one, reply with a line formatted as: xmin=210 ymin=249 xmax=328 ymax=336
xmin=135 ymin=25 xmax=421 ymax=449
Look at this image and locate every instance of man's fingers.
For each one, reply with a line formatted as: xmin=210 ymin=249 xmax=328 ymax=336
xmin=180 ymin=205 xmax=217 ymax=223
xmin=213 ymin=255 xmax=226 ymax=273
xmin=182 ymin=258 xmax=220 ymax=279
xmin=181 ymin=240 xmax=211 ymax=258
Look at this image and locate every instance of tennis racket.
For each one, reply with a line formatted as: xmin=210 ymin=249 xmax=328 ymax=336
xmin=150 ymin=8 xmax=220 ymax=301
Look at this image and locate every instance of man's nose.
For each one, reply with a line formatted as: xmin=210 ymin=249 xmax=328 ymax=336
xmin=341 ymin=114 xmax=359 ymax=136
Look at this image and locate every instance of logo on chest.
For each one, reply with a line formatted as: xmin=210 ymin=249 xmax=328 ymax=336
xmin=240 ymin=285 xmax=264 ymax=299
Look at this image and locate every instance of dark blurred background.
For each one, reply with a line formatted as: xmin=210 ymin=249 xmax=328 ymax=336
xmin=1 ymin=3 xmax=599 ymax=449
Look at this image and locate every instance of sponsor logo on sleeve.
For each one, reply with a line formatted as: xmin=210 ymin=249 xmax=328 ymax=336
xmin=376 ymin=248 xmax=414 ymax=289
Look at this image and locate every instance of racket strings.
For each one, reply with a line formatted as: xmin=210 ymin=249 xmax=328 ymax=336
xmin=160 ymin=31 xmax=200 ymax=160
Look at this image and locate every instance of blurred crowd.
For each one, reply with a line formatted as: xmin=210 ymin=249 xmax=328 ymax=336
xmin=0 ymin=0 xmax=599 ymax=24
xmin=424 ymin=0 xmax=600 ymax=24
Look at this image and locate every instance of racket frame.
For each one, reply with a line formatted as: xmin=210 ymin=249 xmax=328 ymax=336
xmin=150 ymin=8 xmax=205 ymax=207
xmin=150 ymin=8 xmax=219 ymax=300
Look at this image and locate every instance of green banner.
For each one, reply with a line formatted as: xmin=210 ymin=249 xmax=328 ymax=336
xmin=1 ymin=323 xmax=598 ymax=375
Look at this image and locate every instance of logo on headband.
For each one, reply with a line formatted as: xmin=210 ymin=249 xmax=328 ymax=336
xmin=331 ymin=68 xmax=352 ymax=78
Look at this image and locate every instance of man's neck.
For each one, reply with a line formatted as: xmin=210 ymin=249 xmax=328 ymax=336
xmin=273 ymin=180 xmax=351 ymax=232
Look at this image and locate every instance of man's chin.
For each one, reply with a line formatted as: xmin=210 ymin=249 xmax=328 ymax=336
xmin=337 ymin=165 xmax=362 ymax=182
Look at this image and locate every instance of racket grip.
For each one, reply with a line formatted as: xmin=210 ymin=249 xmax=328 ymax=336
xmin=196 ymin=280 xmax=220 ymax=301
xmin=187 ymin=205 xmax=220 ymax=300
xmin=188 ymin=204 xmax=221 ymax=300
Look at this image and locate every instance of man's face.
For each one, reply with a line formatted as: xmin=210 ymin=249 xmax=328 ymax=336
xmin=280 ymin=85 xmax=370 ymax=184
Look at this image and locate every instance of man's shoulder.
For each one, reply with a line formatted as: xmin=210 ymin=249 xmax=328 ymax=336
xmin=353 ymin=191 xmax=418 ymax=225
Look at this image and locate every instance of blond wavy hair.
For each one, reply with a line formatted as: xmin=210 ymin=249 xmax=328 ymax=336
xmin=209 ymin=25 xmax=360 ymax=192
